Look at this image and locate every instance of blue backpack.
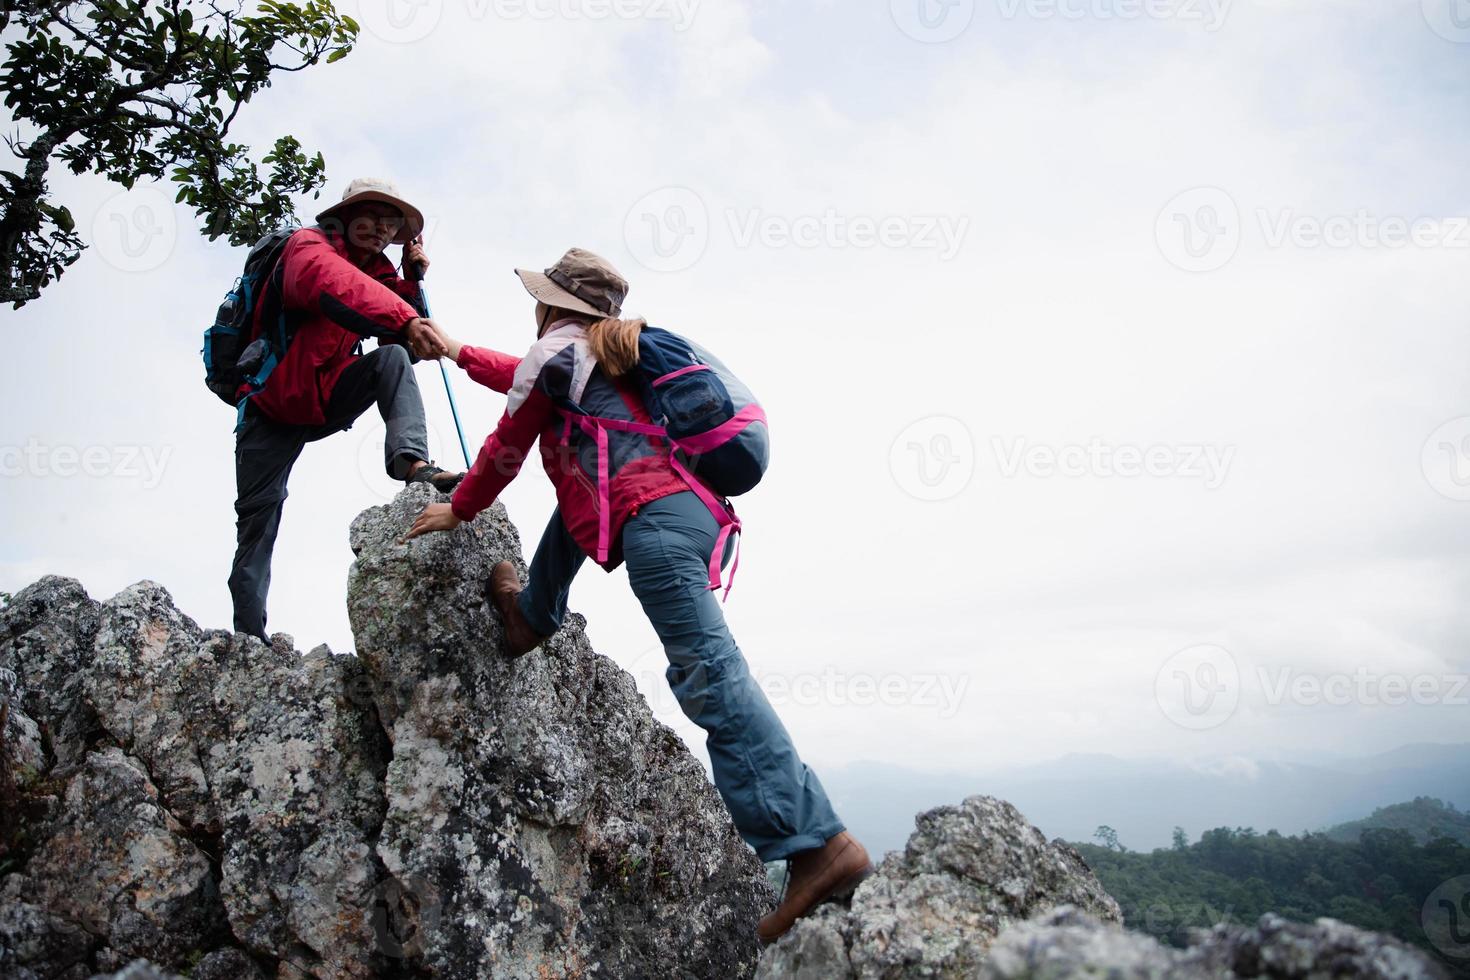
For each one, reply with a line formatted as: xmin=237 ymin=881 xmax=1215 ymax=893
xmin=200 ymin=228 xmax=295 ymax=426
xmin=633 ymin=326 xmax=769 ymax=497
xmin=565 ymin=325 xmax=768 ymax=599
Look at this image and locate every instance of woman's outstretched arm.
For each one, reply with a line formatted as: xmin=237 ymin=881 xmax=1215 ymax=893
xmin=423 ymin=321 xmax=521 ymax=394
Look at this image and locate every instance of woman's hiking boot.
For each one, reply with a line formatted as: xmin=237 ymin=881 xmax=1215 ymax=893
xmin=757 ymin=830 xmax=875 ymax=945
xmin=489 ymin=561 xmax=548 ymax=657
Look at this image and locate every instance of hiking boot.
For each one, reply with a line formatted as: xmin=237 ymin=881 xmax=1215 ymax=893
xmin=407 ymin=462 xmax=464 ymax=493
xmin=757 ymin=831 xmax=874 ymax=945
xmin=489 ymin=561 xmax=548 ymax=657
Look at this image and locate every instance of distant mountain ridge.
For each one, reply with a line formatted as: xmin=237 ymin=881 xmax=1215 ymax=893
xmin=820 ymin=744 xmax=1470 ymax=857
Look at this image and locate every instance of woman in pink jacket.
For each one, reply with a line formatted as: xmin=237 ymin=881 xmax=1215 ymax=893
xmin=404 ymin=247 xmax=873 ymax=943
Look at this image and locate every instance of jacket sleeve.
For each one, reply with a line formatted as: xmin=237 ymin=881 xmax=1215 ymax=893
xmin=449 ymin=385 xmax=554 ymax=522
xmin=279 ymin=231 xmax=421 ymax=339
xmin=457 ymin=344 xmax=522 ymax=394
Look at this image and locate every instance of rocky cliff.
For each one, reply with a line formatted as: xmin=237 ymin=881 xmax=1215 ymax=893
xmin=0 ymin=486 xmax=1450 ymax=979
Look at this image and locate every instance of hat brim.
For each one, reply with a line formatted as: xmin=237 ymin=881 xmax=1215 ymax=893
xmin=514 ymin=268 xmax=610 ymax=319
xmin=316 ymin=190 xmax=425 ymax=244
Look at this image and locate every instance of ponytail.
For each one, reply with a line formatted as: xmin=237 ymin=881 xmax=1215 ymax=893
xmin=585 ymin=317 xmax=646 ymax=377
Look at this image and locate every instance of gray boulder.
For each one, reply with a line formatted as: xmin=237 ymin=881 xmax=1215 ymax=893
xmin=345 ymin=484 xmax=776 ymax=978
xmin=978 ymin=905 xmax=1449 ymax=979
xmin=756 ymin=795 xmax=1121 ymax=978
xmin=0 ymin=575 xmax=103 ymax=769
xmin=13 ymin=747 xmax=224 ymax=974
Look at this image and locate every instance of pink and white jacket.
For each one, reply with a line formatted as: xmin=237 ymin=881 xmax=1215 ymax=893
xmin=448 ymin=320 xmax=700 ymax=571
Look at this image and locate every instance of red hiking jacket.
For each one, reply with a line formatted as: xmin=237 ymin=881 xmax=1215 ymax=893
xmin=449 ymin=321 xmax=693 ymax=570
xmin=246 ymin=227 xmax=423 ymax=426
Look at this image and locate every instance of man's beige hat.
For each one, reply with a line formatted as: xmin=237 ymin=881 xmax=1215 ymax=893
xmin=515 ymin=247 xmax=628 ymax=319
xmin=315 ymin=177 xmax=424 ymax=244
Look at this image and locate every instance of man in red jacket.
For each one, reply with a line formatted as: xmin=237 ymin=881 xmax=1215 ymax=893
xmin=228 ymin=177 xmax=462 ymax=641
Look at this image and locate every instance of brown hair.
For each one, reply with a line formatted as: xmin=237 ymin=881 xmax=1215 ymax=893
xmin=584 ymin=316 xmax=646 ymax=377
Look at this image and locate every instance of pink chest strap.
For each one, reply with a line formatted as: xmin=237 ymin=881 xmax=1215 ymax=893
xmin=569 ymin=413 xmax=743 ymax=600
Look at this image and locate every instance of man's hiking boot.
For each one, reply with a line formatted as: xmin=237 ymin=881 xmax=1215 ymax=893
xmin=407 ymin=462 xmax=464 ymax=493
xmin=757 ymin=831 xmax=874 ymax=945
xmin=489 ymin=561 xmax=549 ymax=657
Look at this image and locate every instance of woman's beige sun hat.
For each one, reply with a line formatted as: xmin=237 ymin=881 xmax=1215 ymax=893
xmin=315 ymin=177 xmax=425 ymax=244
xmin=515 ymin=247 xmax=628 ymax=319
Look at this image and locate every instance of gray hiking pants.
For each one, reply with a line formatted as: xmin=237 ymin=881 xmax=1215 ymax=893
xmin=228 ymin=344 xmax=428 ymax=640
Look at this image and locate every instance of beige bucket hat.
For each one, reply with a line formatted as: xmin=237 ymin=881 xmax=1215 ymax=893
xmin=515 ymin=247 xmax=628 ymax=319
xmin=315 ymin=177 xmax=424 ymax=244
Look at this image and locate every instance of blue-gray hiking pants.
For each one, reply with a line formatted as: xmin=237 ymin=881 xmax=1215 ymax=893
xmin=519 ymin=490 xmax=846 ymax=861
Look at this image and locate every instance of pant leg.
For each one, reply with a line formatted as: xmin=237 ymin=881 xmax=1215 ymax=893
xmin=318 ymin=343 xmax=429 ymax=480
xmin=620 ymin=491 xmax=845 ymax=861
xmin=518 ymin=507 xmax=587 ymax=637
xmin=228 ymin=411 xmax=307 ymax=641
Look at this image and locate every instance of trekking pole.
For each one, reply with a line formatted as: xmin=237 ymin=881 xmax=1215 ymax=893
xmin=406 ymin=239 xmax=472 ymax=469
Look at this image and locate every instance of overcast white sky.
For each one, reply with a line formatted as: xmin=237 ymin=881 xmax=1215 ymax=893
xmin=3 ymin=0 xmax=1467 ymax=779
